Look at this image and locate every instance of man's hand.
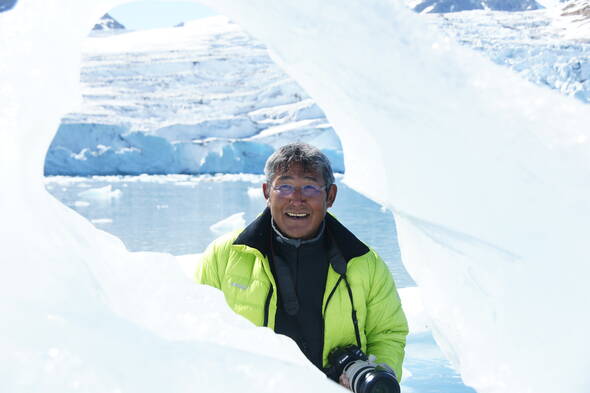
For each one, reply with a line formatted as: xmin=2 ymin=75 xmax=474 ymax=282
xmin=339 ymin=372 xmax=351 ymax=390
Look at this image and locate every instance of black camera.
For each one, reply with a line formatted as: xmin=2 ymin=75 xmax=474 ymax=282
xmin=324 ymin=345 xmax=400 ymax=393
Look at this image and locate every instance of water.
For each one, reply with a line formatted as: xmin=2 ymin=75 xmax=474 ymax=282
xmin=44 ymin=174 xmax=415 ymax=288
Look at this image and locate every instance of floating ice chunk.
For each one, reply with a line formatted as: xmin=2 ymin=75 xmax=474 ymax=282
xmin=74 ymin=200 xmax=90 ymax=207
xmin=90 ymin=218 xmax=113 ymax=224
xmin=209 ymin=212 xmax=246 ymax=235
xmin=78 ymin=185 xmax=122 ymax=199
xmin=247 ymin=186 xmax=264 ymax=199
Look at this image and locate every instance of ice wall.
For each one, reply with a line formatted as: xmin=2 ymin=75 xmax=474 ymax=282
xmin=1 ymin=0 xmax=590 ymax=393
xmin=0 ymin=1 xmax=339 ymax=392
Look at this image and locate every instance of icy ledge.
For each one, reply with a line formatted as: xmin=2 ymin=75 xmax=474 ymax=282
xmin=2 ymin=0 xmax=590 ymax=392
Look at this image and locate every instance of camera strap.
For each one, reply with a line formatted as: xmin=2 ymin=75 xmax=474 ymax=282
xmin=343 ymin=275 xmax=362 ymax=349
xmin=326 ymin=235 xmax=362 ymax=349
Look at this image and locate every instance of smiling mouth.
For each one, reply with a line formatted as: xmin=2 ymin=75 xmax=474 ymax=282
xmin=285 ymin=212 xmax=310 ymax=219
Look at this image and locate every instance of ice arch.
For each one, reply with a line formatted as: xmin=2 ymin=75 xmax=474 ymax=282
xmin=1 ymin=0 xmax=590 ymax=392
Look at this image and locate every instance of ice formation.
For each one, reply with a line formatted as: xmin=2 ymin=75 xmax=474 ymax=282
xmin=44 ymin=16 xmax=343 ymax=176
xmin=2 ymin=0 xmax=590 ymax=393
xmin=425 ymin=7 xmax=590 ymax=104
xmin=209 ymin=212 xmax=246 ymax=235
xmin=78 ymin=184 xmax=122 ymax=199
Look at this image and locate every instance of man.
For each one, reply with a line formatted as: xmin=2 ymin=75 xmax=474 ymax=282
xmin=195 ymin=142 xmax=408 ymax=387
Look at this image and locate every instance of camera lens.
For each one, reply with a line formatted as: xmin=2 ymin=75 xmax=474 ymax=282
xmin=354 ymin=370 xmax=400 ymax=393
xmin=325 ymin=346 xmax=399 ymax=393
xmin=367 ymin=380 xmax=395 ymax=393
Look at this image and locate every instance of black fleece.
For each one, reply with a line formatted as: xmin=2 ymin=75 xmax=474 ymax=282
xmin=270 ymin=228 xmax=329 ymax=369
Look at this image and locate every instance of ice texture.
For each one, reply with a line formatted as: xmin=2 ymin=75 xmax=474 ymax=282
xmin=554 ymin=0 xmax=590 ymax=40
xmin=2 ymin=1 xmax=590 ymax=393
xmin=424 ymin=7 xmax=590 ymax=104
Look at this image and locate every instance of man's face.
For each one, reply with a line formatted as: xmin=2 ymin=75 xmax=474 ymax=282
xmin=263 ymin=164 xmax=337 ymax=239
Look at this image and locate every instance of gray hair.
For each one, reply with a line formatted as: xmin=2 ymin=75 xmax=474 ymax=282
xmin=264 ymin=142 xmax=335 ymax=187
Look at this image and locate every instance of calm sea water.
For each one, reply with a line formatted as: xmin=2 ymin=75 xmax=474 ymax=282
xmin=45 ymin=174 xmax=414 ymax=288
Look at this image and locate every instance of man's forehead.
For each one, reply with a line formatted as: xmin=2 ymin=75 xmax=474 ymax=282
xmin=274 ymin=165 xmax=322 ymax=182
xmin=276 ymin=173 xmax=320 ymax=181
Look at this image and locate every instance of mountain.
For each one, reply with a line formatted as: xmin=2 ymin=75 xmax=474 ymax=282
xmin=410 ymin=0 xmax=541 ymax=13
xmin=92 ymin=13 xmax=126 ymax=31
xmin=0 ymin=0 xmax=17 ymax=13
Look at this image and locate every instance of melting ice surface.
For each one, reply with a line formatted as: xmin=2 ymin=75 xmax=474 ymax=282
xmin=2 ymin=0 xmax=590 ymax=393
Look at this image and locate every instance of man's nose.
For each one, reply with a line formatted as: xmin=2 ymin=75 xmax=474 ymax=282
xmin=289 ymin=186 xmax=305 ymax=201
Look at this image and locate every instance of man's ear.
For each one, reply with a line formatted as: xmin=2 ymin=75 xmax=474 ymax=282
xmin=262 ymin=183 xmax=270 ymax=200
xmin=326 ymin=184 xmax=337 ymax=208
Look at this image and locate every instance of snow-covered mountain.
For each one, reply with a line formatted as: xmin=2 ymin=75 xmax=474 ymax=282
xmin=44 ymin=16 xmax=342 ymax=176
xmin=409 ymin=0 xmax=541 ymax=13
xmin=92 ymin=13 xmax=125 ymax=32
xmin=0 ymin=0 xmax=17 ymax=13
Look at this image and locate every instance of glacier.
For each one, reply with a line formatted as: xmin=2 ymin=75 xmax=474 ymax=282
xmin=2 ymin=0 xmax=590 ymax=393
xmin=423 ymin=6 xmax=590 ymax=104
xmin=44 ymin=15 xmax=344 ymax=176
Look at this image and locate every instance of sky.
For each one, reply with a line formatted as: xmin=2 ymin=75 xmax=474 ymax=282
xmin=108 ymin=0 xmax=218 ymax=30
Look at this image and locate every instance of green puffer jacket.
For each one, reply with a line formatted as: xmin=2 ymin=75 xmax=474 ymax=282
xmin=195 ymin=208 xmax=408 ymax=379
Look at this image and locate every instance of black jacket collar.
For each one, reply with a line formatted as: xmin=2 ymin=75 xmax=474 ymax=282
xmin=233 ymin=207 xmax=369 ymax=270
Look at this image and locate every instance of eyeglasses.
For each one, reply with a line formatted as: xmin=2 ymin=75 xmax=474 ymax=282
xmin=272 ymin=184 xmax=327 ymax=198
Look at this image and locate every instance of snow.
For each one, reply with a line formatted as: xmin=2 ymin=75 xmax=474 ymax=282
xmin=553 ymin=0 xmax=590 ymax=40
xmin=536 ymin=0 xmax=568 ymax=7
xmin=92 ymin=13 xmax=126 ymax=32
xmin=2 ymin=1 xmax=590 ymax=393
